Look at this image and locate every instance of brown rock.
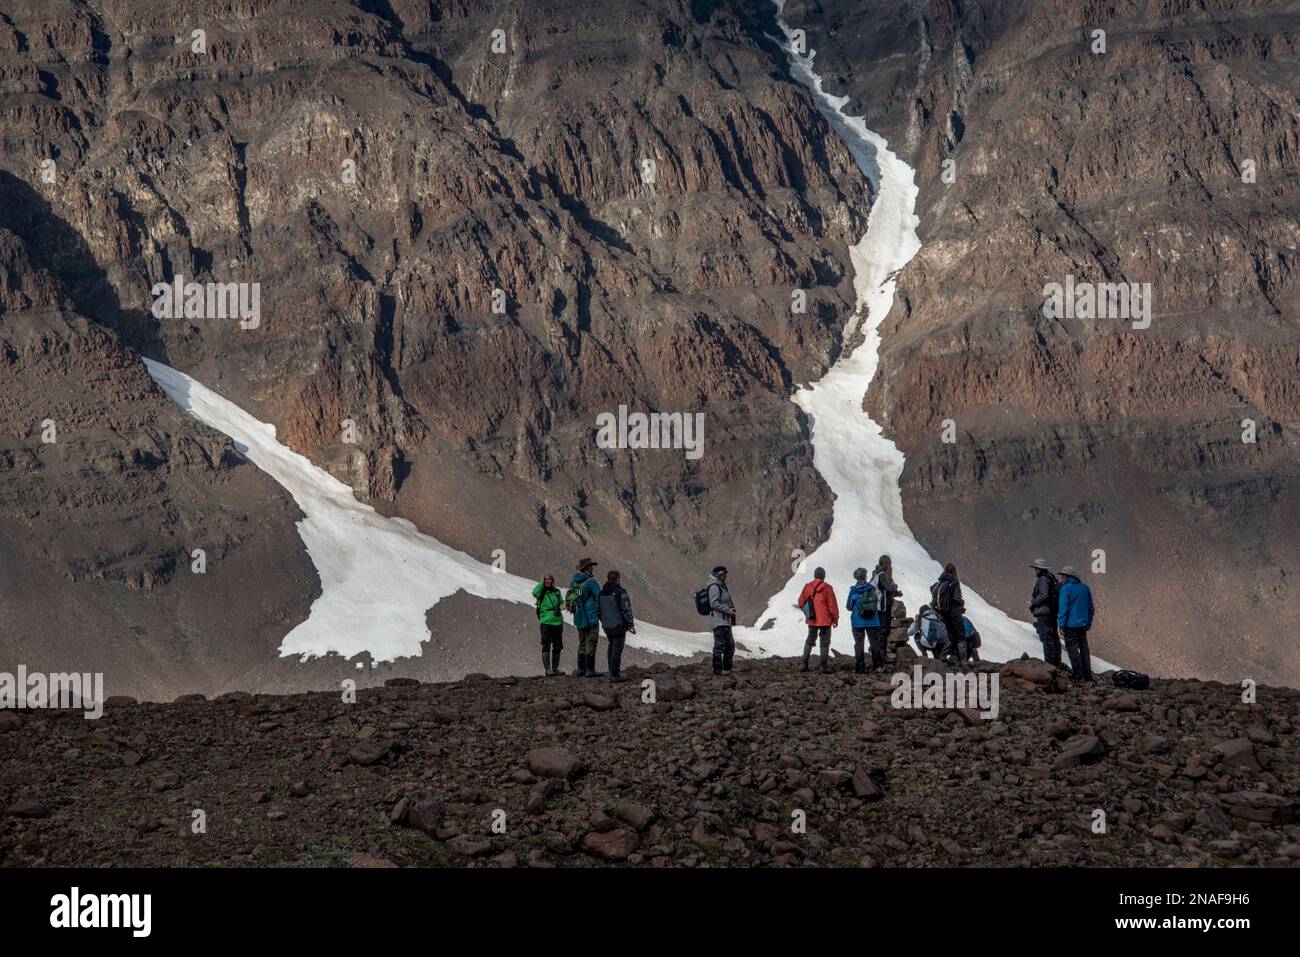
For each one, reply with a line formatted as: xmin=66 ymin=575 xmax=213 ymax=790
xmin=581 ymin=828 xmax=639 ymax=861
xmin=527 ymin=747 xmax=582 ymax=780
xmin=6 ymin=799 xmax=49 ymax=819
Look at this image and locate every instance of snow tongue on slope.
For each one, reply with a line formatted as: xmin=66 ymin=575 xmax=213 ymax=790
xmin=139 ymin=7 xmax=1081 ymax=669
xmin=736 ymin=3 xmax=1055 ymax=665
xmin=142 ymin=358 xmax=715 ymax=663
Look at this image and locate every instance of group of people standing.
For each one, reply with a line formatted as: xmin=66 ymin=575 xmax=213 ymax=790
xmin=532 ymin=557 xmax=637 ymax=682
xmin=792 ymin=557 xmax=982 ymax=673
xmin=1027 ymin=558 xmax=1096 ymax=682
xmin=531 ymin=553 xmax=1097 ymax=683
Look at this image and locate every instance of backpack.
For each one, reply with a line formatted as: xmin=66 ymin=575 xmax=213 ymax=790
xmin=694 ymin=585 xmax=713 ymax=616
xmin=1112 ymin=670 xmax=1150 ymax=691
xmin=564 ymin=581 xmax=584 ymax=614
xmin=930 ymin=579 xmax=947 ymax=614
xmin=854 ymin=582 xmax=879 ymax=618
xmin=800 ymin=581 xmax=823 ymax=619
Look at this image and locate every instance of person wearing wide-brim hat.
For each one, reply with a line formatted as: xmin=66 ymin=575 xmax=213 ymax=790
xmin=568 ymin=558 xmax=604 ymax=677
xmin=1055 ymin=565 xmax=1095 ymax=683
xmin=1027 ymin=558 xmax=1061 ymax=667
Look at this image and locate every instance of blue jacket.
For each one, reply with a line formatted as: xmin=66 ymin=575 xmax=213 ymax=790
xmin=569 ymin=572 xmax=601 ymax=630
xmin=1057 ymin=577 xmax=1095 ymax=630
xmin=846 ymin=581 xmax=881 ymax=630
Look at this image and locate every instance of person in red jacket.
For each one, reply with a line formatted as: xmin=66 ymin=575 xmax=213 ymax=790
xmin=796 ymin=567 xmax=839 ymax=673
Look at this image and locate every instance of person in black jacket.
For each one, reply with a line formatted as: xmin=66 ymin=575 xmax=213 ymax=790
xmin=930 ymin=563 xmax=967 ymax=665
xmin=870 ymin=555 xmax=903 ymax=663
xmin=1027 ymin=558 xmax=1061 ymax=666
xmin=597 ymin=570 xmax=636 ymax=683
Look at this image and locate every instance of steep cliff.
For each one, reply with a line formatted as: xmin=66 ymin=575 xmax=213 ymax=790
xmin=782 ymin=0 xmax=1300 ymax=685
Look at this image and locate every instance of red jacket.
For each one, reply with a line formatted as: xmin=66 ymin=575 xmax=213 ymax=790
xmin=797 ymin=579 xmax=839 ymax=627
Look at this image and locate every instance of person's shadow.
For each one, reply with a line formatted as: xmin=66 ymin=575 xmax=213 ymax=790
xmin=0 ymin=168 xmax=166 ymax=361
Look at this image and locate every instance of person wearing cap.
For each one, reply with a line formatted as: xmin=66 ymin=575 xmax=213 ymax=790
xmin=796 ymin=567 xmax=838 ymax=673
xmin=1027 ymin=558 xmax=1061 ymax=666
xmin=706 ymin=566 xmax=737 ymax=676
xmin=846 ymin=566 xmax=881 ymax=673
xmin=1056 ymin=565 xmax=1095 ymax=682
xmin=569 ymin=558 xmax=604 ymax=677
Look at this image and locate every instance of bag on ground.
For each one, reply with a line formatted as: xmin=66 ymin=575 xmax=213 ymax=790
xmin=1112 ymin=669 xmax=1150 ymax=691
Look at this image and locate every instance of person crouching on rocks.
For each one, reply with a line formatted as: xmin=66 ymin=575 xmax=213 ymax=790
xmin=797 ymin=567 xmax=838 ymax=673
xmin=568 ymin=558 xmax=604 ymax=677
xmin=961 ymin=615 xmax=982 ymax=666
xmin=908 ymin=604 xmax=950 ymax=659
xmin=532 ymin=573 xmax=565 ymax=676
xmin=598 ymin=570 xmax=635 ymax=684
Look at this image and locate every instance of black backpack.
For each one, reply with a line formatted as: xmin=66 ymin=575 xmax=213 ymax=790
xmin=694 ymin=585 xmax=713 ymax=616
xmin=1112 ymin=670 xmax=1150 ymax=691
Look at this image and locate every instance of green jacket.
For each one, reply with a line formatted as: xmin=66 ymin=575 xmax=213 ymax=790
xmin=532 ymin=582 xmax=564 ymax=626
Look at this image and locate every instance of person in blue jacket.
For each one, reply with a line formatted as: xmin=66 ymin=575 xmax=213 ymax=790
xmin=569 ymin=558 xmax=604 ymax=678
xmin=1056 ymin=565 xmax=1095 ymax=682
xmin=846 ymin=567 xmax=882 ymax=673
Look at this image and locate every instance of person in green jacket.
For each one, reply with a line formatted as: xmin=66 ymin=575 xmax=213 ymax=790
xmin=532 ymin=574 xmax=565 ymax=676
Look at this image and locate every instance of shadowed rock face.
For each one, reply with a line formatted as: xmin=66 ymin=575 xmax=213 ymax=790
xmin=0 ymin=172 xmax=321 ymax=701
xmin=1 ymin=0 xmax=873 ymax=694
xmin=782 ymin=0 xmax=1300 ymax=686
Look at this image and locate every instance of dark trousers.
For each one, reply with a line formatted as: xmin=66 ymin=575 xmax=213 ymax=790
xmin=1063 ymin=627 xmax=1092 ymax=681
xmin=1034 ymin=615 xmax=1060 ymax=666
xmin=712 ymin=626 xmax=734 ymax=674
xmin=605 ymin=628 xmax=627 ymax=677
xmin=852 ymin=627 xmax=867 ymax=670
xmin=540 ymin=623 xmax=563 ymax=652
xmin=942 ymin=612 xmax=965 ymax=659
xmin=867 ymin=627 xmax=889 ymax=668
xmin=804 ymin=625 xmax=831 ymax=652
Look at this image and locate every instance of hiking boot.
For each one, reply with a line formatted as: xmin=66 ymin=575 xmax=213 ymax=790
xmin=820 ymin=662 xmax=832 ymax=674
xmin=609 ymin=674 xmax=629 ymax=684
xmin=543 ymin=652 xmax=555 ymax=677
xmin=720 ymin=669 xmax=732 ymax=677
xmin=575 ymin=654 xmax=589 ymax=678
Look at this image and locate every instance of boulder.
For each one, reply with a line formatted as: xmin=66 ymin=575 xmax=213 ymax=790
xmin=581 ymin=828 xmax=639 ymax=861
xmin=526 ymin=747 xmax=582 ymax=780
xmin=1214 ymin=738 xmax=1262 ymax=771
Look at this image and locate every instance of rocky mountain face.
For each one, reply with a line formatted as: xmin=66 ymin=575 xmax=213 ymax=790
xmin=1 ymin=0 xmax=877 ymax=693
xmin=784 ymin=0 xmax=1300 ymax=685
xmin=3 ymin=652 xmax=1297 ymax=867
xmin=5 ymin=0 xmax=1296 ymax=696
xmin=0 ymin=169 xmax=319 ymax=700
xmin=3 ymin=0 xmax=874 ymax=620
